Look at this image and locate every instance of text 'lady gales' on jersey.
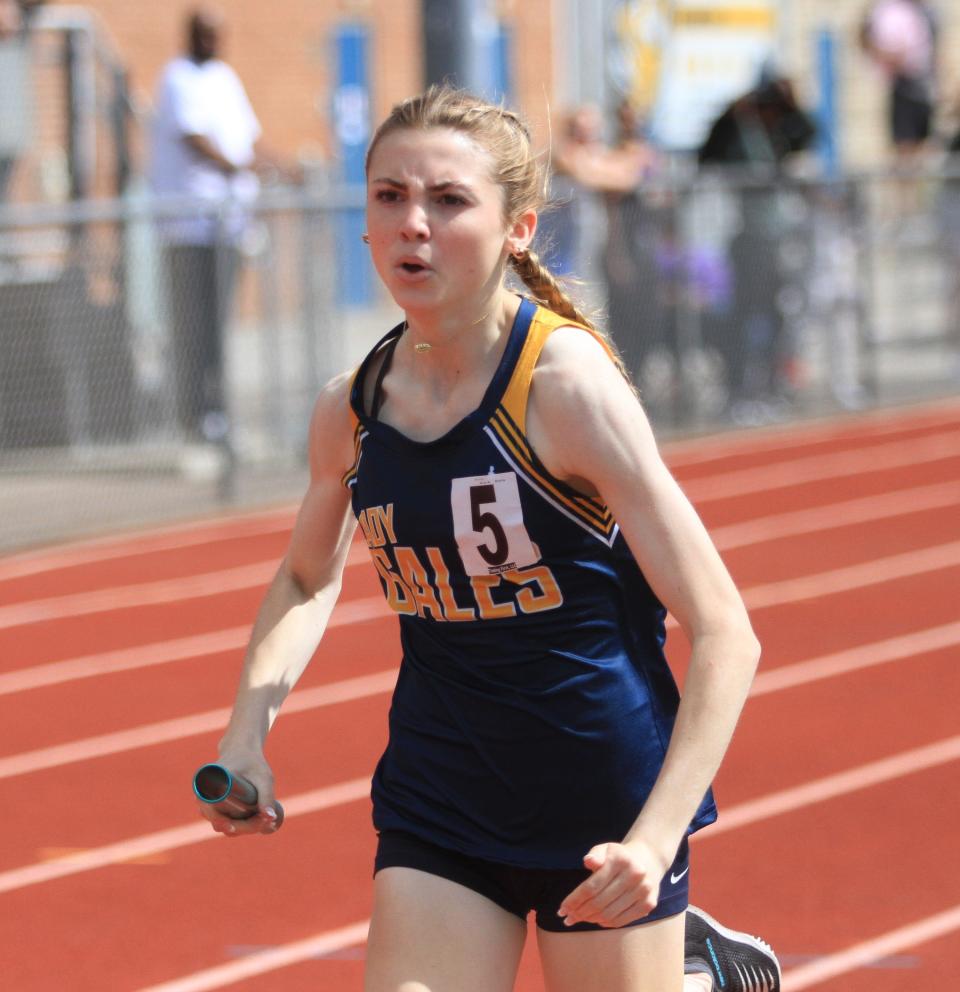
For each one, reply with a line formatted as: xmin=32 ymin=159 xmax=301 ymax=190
xmin=357 ymin=501 xmax=565 ymax=622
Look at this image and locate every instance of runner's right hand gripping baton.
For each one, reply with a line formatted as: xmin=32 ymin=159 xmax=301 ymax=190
xmin=193 ymin=763 xmax=284 ymax=828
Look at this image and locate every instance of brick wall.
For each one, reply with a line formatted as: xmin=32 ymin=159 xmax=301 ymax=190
xmin=78 ymin=0 xmax=555 ymax=170
xmin=22 ymin=1 xmax=959 ymax=186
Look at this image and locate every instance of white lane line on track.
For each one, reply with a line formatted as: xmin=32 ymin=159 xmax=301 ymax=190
xmin=710 ymin=479 xmax=959 ymax=551
xmin=2 ymin=610 xmax=957 ymax=788
xmin=0 ymin=507 xmax=298 ymax=583
xmin=0 ymin=542 xmax=373 ymax=630
xmin=0 ymin=778 xmax=372 ymax=895
xmin=679 ymin=430 xmax=960 ymax=502
xmin=665 ymin=398 xmax=960 ymax=466
xmin=0 ymin=560 xmax=277 ymax=630
xmin=738 ymin=540 xmax=960 ymax=612
xmin=0 ymin=668 xmax=399 ymax=781
xmin=0 ymin=526 xmax=370 ymax=589
xmin=32 ymin=648 xmax=960 ymax=989
xmin=781 ymin=904 xmax=960 ymax=990
xmin=0 ymin=627 xmax=251 ymax=696
xmin=134 ymin=899 xmax=960 ymax=992
xmin=3 ymin=479 xmax=955 ymax=689
xmin=4 ymin=409 xmax=957 ymax=991
xmin=4 ymin=399 xmax=956 ymax=582
xmin=0 ymin=561 xmax=381 ymax=631
xmin=749 ymin=620 xmax=960 ymax=696
xmin=135 ymin=921 xmax=372 ymax=992
xmin=1 ymin=477 xmax=958 ymax=634
xmin=660 ymin=540 xmax=960 ymax=633
xmin=0 ymin=593 xmax=391 ymax=696
xmin=3 ymin=734 xmax=958 ymax=898
xmin=696 ymin=735 xmax=960 ymax=838
xmin=3 ymin=602 xmax=959 ymax=784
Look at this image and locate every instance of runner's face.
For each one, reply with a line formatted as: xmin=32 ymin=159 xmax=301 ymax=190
xmin=365 ymin=128 xmax=513 ymax=316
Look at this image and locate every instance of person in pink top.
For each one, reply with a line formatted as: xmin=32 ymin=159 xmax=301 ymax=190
xmin=860 ymin=0 xmax=939 ymax=165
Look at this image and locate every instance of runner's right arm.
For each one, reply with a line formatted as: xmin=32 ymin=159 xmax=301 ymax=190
xmin=199 ymin=372 xmax=358 ymax=835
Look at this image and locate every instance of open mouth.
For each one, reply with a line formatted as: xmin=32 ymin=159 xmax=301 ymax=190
xmin=399 ymin=262 xmax=428 ymax=274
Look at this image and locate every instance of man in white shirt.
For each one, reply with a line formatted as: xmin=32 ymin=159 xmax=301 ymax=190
xmin=149 ymin=5 xmax=263 ymax=443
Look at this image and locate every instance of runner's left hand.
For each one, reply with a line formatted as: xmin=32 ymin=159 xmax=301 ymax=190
xmin=557 ymin=838 xmax=667 ymax=928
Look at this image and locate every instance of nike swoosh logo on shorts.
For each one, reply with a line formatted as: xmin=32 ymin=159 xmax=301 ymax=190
xmin=670 ymin=866 xmax=689 ymax=884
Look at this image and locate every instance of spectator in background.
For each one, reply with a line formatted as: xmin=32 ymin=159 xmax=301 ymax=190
xmin=859 ymin=0 xmax=939 ymax=170
xmin=698 ymin=74 xmax=816 ymax=169
xmin=537 ymin=104 xmax=606 ymax=277
xmin=0 ymin=0 xmax=34 ymax=201
xmin=149 ymin=4 xmax=292 ymax=446
xmin=939 ymin=102 xmax=960 ymax=376
xmin=698 ymin=74 xmax=816 ymax=423
xmin=598 ymin=99 xmax=662 ymax=384
xmin=541 ymin=100 xmax=659 ymax=372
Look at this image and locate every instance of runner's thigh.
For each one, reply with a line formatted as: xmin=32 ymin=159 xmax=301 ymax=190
xmin=364 ymin=867 xmax=527 ymax=992
xmin=537 ymin=911 xmax=685 ymax=992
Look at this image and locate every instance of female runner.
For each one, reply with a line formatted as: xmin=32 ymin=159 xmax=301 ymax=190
xmin=198 ymin=86 xmax=781 ymax=992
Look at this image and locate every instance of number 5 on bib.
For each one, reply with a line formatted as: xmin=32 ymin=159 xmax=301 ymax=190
xmin=451 ymin=472 xmax=539 ymax=576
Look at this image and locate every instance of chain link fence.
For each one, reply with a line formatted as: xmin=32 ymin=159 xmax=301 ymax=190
xmin=562 ymin=164 xmax=960 ymax=431
xmin=2 ymin=6 xmax=133 ymax=206
xmin=1 ymin=167 xmax=958 ymax=553
xmin=0 ymin=186 xmax=393 ymax=551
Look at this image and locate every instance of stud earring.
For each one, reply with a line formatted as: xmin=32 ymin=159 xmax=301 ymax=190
xmin=361 ymin=233 xmax=370 ymax=244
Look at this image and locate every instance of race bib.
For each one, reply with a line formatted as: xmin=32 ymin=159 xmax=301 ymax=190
xmin=451 ymin=472 xmax=539 ymax=576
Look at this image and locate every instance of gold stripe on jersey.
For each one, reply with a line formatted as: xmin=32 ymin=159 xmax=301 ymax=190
xmin=490 ymin=406 xmax=614 ymax=536
xmin=492 ymin=404 xmax=607 ymax=526
xmin=341 ymin=366 xmax=365 ymax=490
xmin=342 ymin=420 xmax=365 ymax=490
xmin=485 ymin=421 xmax=618 ymax=546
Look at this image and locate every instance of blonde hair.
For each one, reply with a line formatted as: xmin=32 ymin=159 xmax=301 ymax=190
xmin=366 ymin=85 xmax=630 ymax=377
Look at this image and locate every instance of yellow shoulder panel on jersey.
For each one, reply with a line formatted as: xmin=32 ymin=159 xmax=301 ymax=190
xmin=491 ymin=305 xmax=619 ymax=544
xmin=500 ymin=305 xmax=616 ymax=435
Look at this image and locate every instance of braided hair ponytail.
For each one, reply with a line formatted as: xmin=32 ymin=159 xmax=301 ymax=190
xmin=509 ymin=248 xmax=591 ymax=327
xmin=509 ymin=248 xmax=631 ymax=380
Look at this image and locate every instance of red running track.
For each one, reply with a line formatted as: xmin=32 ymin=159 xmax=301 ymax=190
xmin=2 ymin=398 xmax=959 ymax=991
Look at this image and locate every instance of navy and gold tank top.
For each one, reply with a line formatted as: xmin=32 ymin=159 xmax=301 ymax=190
xmin=345 ymin=298 xmax=717 ymax=868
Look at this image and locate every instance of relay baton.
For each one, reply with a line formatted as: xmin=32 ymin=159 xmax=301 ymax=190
xmin=193 ymin=763 xmax=284 ymax=828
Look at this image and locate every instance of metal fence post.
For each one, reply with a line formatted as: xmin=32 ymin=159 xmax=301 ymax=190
xmin=214 ymin=209 xmax=238 ymax=501
xmin=859 ymin=180 xmax=880 ymax=402
xmin=332 ymin=24 xmax=372 ymax=307
xmin=299 ymin=200 xmax=322 ymax=438
xmin=63 ymin=27 xmax=95 ymax=203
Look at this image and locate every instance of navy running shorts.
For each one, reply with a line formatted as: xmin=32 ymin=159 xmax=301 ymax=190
xmin=374 ymin=829 xmax=690 ymax=932
xmin=890 ymin=75 xmax=933 ymax=145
